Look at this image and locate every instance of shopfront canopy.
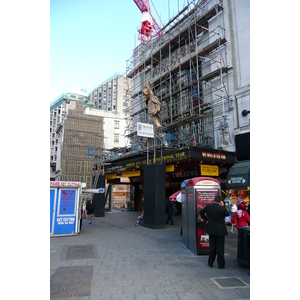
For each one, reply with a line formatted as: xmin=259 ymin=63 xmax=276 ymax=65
xmin=169 ymin=190 xmax=181 ymax=202
xmin=226 ymin=161 xmax=250 ymax=189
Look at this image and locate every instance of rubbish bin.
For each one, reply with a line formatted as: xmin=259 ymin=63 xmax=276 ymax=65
xmin=237 ymin=226 xmax=250 ymax=267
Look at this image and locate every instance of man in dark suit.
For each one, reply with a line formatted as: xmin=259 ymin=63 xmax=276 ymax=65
xmin=200 ymin=195 xmax=229 ymax=269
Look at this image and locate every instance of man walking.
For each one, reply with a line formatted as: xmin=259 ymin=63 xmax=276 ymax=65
xmin=166 ymin=198 xmax=174 ymax=225
xmin=86 ymin=195 xmax=95 ymax=224
xmin=200 ymin=195 xmax=229 ymax=269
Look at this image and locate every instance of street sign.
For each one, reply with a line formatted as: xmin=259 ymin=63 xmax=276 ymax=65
xmin=137 ymin=122 xmax=154 ymax=138
xmin=82 ymin=188 xmax=105 ymax=194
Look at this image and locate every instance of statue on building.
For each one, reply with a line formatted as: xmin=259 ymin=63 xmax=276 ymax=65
xmin=143 ymin=81 xmax=161 ymax=127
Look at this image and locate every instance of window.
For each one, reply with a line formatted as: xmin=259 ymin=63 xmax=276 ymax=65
xmin=114 ymin=121 xmax=119 ymax=129
xmin=114 ymin=134 xmax=119 ymax=143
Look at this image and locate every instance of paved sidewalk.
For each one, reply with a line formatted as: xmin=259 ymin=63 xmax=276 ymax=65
xmin=50 ymin=210 xmax=250 ymax=300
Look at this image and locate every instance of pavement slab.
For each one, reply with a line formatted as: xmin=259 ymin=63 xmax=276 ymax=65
xmin=50 ymin=210 xmax=250 ymax=299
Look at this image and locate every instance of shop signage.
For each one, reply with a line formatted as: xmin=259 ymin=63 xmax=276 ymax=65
xmin=198 ymin=180 xmax=219 ymax=186
xmin=137 ymin=122 xmax=154 ymax=138
xmin=122 ymin=170 xmax=141 ymax=178
xmin=50 ymin=181 xmax=81 ymax=187
xmin=125 ymin=151 xmax=186 ymax=168
xmin=202 ymin=152 xmax=226 ymax=160
xmin=227 ymin=176 xmax=246 ymax=185
xmin=200 ymin=165 xmax=219 ymax=176
xmin=106 ymin=174 xmax=116 ymax=180
xmin=165 ymin=165 xmax=175 ymax=172
xmin=166 ymin=170 xmax=199 ymax=179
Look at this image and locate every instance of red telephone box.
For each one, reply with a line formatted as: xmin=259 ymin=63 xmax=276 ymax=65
xmin=183 ymin=177 xmax=221 ymax=255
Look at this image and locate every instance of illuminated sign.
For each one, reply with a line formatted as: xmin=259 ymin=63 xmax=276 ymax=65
xmin=200 ymin=165 xmax=219 ymax=176
xmin=125 ymin=151 xmax=186 ymax=168
xmin=122 ymin=170 xmax=141 ymax=178
xmin=202 ymin=152 xmax=226 ymax=160
xmin=165 ymin=165 xmax=175 ymax=172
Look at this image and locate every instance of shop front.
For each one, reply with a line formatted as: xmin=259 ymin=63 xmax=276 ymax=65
xmin=105 ymin=146 xmax=236 ymax=211
xmin=226 ymin=160 xmax=250 ymax=208
xmin=50 ymin=181 xmax=82 ymax=237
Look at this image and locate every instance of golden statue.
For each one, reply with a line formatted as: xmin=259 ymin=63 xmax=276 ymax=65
xmin=142 ymin=81 xmax=161 ymax=127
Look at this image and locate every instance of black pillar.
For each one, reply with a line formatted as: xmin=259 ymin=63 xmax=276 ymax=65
xmin=92 ymin=174 xmax=106 ymax=217
xmin=143 ymin=164 xmax=166 ymax=229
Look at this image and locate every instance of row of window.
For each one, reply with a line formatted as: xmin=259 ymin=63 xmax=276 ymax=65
xmin=61 ymin=174 xmax=93 ymax=188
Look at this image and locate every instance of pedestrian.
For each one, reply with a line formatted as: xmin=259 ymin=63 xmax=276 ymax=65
xmin=166 ymin=198 xmax=174 ymax=225
xmin=199 ymin=195 xmax=229 ymax=269
xmin=231 ymin=202 xmax=250 ymax=229
xmin=230 ymin=204 xmax=237 ymax=233
xmin=135 ymin=209 xmax=144 ymax=226
xmin=80 ymin=196 xmax=84 ymax=230
xmin=86 ymin=195 xmax=95 ymax=224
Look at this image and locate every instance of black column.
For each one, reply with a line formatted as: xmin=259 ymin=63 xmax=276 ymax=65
xmin=143 ymin=164 xmax=166 ymax=229
xmin=92 ymin=175 xmax=106 ymax=217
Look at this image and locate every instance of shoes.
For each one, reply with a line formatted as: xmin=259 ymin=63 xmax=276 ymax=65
xmin=208 ymin=262 xmax=213 ymax=268
xmin=218 ymin=264 xmax=227 ymax=269
xmin=89 ymin=221 xmax=91 ymax=224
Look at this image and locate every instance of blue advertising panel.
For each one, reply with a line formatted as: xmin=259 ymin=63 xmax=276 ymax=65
xmin=59 ymin=189 xmax=76 ymax=215
xmin=53 ymin=188 xmax=77 ymax=235
xmin=50 ymin=188 xmax=57 ymax=234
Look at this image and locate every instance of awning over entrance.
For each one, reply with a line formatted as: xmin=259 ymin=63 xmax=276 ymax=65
xmin=226 ymin=161 xmax=250 ymax=189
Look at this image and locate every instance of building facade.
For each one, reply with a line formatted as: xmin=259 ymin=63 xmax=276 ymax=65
xmin=102 ymin=0 xmax=250 ymax=208
xmin=88 ymin=73 xmax=132 ymax=115
xmin=50 ymin=92 xmax=90 ymax=179
xmin=54 ymin=100 xmax=130 ymax=189
xmin=50 ymin=74 xmax=132 ymax=181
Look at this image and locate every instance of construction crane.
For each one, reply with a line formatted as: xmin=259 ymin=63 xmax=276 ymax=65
xmin=133 ymin=0 xmax=163 ymax=44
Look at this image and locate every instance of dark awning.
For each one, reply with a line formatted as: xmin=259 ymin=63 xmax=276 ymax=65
xmin=226 ymin=161 xmax=250 ymax=189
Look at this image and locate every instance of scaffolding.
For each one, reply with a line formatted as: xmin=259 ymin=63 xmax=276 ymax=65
xmin=61 ymin=101 xmax=105 ymax=189
xmin=105 ymin=0 xmax=235 ymax=162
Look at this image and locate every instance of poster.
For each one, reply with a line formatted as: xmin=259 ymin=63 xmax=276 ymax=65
xmin=59 ymin=189 xmax=76 ymax=215
xmin=196 ymin=188 xmax=219 ymax=221
xmin=50 ymin=189 xmax=56 ymax=233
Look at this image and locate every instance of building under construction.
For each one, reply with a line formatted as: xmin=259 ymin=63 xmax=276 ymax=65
xmin=103 ymin=0 xmax=250 ymax=208
xmin=56 ymin=101 xmax=105 ymax=189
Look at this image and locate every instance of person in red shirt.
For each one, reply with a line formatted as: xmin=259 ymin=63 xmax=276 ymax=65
xmin=232 ymin=202 xmax=250 ymax=229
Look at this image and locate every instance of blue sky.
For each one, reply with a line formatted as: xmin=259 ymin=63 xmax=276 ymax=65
xmin=50 ymin=0 xmax=188 ymax=101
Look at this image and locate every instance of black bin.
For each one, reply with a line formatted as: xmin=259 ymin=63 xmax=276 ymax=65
xmin=237 ymin=226 xmax=250 ymax=267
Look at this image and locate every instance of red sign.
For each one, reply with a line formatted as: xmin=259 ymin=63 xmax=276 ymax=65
xmin=50 ymin=181 xmax=81 ymax=187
